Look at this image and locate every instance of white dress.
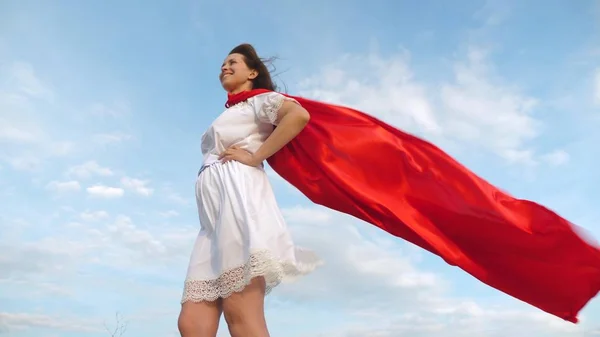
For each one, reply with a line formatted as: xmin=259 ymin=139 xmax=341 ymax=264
xmin=181 ymin=92 xmax=321 ymax=303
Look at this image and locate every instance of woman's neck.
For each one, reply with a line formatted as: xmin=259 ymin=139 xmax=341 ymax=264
xmin=228 ymin=83 xmax=253 ymax=95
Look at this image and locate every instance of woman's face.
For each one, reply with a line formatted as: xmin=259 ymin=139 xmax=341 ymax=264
xmin=220 ymin=53 xmax=257 ymax=92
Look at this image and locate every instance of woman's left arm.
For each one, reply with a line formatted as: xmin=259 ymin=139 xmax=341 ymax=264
xmin=220 ymin=100 xmax=310 ymax=166
xmin=251 ymin=100 xmax=310 ymax=163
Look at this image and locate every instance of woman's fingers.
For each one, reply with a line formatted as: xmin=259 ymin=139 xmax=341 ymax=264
xmin=221 ymin=152 xmax=237 ymax=163
xmin=219 ymin=146 xmax=246 ymax=162
xmin=219 ymin=149 xmax=232 ymax=159
xmin=219 ymin=146 xmax=240 ymax=158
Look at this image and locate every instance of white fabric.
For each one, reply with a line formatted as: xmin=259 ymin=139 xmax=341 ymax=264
xmin=182 ymin=92 xmax=321 ymax=303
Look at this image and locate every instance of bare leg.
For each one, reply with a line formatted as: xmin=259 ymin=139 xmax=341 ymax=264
xmin=178 ymin=299 xmax=222 ymax=337
xmin=222 ymin=277 xmax=270 ymax=337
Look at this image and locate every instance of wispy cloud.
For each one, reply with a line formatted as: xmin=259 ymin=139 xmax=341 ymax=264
xmin=0 ymin=124 xmax=38 ymax=143
xmin=79 ymin=210 xmax=110 ymax=221
xmin=86 ymin=185 xmax=124 ymax=198
xmin=541 ymin=149 xmax=570 ymax=166
xmin=121 ymin=177 xmax=153 ymax=196
xmin=45 ymin=180 xmax=81 ymax=193
xmin=0 ymin=312 xmax=100 ymax=333
xmin=5 ymin=62 xmax=54 ymax=101
xmin=66 ymin=161 xmax=114 ymax=179
xmin=297 ymin=46 xmax=565 ymax=166
xmin=92 ymin=132 xmax=133 ymax=145
xmin=0 ymin=61 xmax=75 ymax=170
xmin=440 ymin=47 xmax=540 ymax=165
xmin=90 ymin=101 xmax=130 ymax=117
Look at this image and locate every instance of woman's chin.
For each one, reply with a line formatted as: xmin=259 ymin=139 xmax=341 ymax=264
xmin=221 ymin=80 xmax=238 ymax=92
xmin=221 ymin=81 xmax=234 ymax=92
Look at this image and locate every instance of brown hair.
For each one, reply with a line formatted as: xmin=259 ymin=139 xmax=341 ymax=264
xmin=228 ymin=43 xmax=277 ymax=91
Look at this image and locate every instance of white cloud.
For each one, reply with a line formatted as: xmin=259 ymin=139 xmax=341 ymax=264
xmin=101 ymin=216 xmax=195 ymax=265
xmin=86 ymin=185 xmax=124 ymax=198
xmin=542 ymin=149 xmax=570 ymax=166
xmin=0 ymin=312 xmax=98 ymax=334
xmin=167 ymin=192 xmax=188 ymax=205
xmin=440 ymin=47 xmax=539 ymax=165
xmin=279 ymin=206 xmax=442 ymax=306
xmin=6 ymin=62 xmax=53 ymax=100
xmin=298 ymin=51 xmax=441 ymax=135
xmin=45 ymin=180 xmax=81 ymax=193
xmin=297 ymin=47 xmax=560 ymax=166
xmin=0 ymin=63 xmax=50 ymax=145
xmin=0 ymin=237 xmax=91 ymax=279
xmin=6 ymin=155 xmax=42 ymax=171
xmin=80 ymin=210 xmax=110 ymax=221
xmin=121 ymin=177 xmax=153 ymax=196
xmin=90 ymin=101 xmax=130 ymax=117
xmin=66 ymin=161 xmax=114 ymax=179
xmin=0 ymin=212 xmax=192 ymax=279
xmin=162 ymin=184 xmax=190 ymax=206
xmin=46 ymin=141 xmax=74 ymax=156
xmin=92 ymin=132 xmax=133 ymax=145
xmin=0 ymin=279 xmax=72 ymax=298
xmin=0 ymin=124 xmax=37 ymax=143
xmin=473 ymin=0 xmax=511 ymax=26
xmin=281 ymin=205 xmax=332 ymax=224
xmin=105 ymin=215 xmax=167 ymax=256
xmin=159 ymin=210 xmax=179 ymax=217
xmin=0 ymin=62 xmax=74 ymax=169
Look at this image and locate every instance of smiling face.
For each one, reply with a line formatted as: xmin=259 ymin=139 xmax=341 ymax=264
xmin=220 ymin=53 xmax=258 ymax=93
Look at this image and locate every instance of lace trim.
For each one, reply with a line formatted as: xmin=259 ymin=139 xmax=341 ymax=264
xmin=262 ymin=94 xmax=285 ymax=125
xmin=181 ymin=249 xmax=317 ymax=303
xmin=260 ymin=94 xmax=300 ymax=125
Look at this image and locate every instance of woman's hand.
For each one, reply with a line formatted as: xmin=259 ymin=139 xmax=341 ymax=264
xmin=219 ymin=145 xmax=261 ymax=167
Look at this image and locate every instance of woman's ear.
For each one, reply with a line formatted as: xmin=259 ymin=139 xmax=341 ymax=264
xmin=248 ymin=69 xmax=258 ymax=80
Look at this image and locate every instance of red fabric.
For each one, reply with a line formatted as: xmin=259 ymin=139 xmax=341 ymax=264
xmin=226 ymin=89 xmax=600 ymax=323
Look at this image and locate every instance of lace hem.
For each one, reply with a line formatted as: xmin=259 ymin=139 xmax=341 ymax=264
xmin=181 ymin=249 xmax=319 ymax=303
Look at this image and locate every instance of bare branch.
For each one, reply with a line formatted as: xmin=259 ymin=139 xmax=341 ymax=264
xmin=103 ymin=312 xmax=128 ymax=337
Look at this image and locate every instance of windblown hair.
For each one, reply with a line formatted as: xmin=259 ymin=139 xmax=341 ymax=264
xmin=229 ymin=43 xmax=278 ymax=91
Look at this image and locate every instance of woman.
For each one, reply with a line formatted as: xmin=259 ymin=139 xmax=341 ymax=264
xmin=180 ymin=43 xmax=600 ymax=335
xmin=178 ymin=44 xmax=320 ymax=337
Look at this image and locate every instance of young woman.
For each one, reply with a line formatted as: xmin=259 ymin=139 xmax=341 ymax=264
xmin=179 ymin=43 xmax=600 ymax=335
xmin=178 ymin=44 xmax=320 ymax=337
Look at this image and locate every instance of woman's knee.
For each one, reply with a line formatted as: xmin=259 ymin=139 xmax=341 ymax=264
xmin=222 ymin=278 xmax=268 ymax=333
xmin=178 ymin=301 xmax=221 ymax=337
xmin=223 ymin=305 xmax=267 ymax=337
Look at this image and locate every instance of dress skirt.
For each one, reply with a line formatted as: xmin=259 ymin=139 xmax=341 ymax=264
xmin=181 ymin=161 xmax=321 ymax=303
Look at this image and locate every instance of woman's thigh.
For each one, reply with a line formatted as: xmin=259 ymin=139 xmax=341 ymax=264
xmin=222 ymin=277 xmax=269 ymax=337
xmin=178 ymin=300 xmax=222 ymax=337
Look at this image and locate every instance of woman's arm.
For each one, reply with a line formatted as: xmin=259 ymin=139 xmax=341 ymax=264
xmin=219 ymin=100 xmax=310 ymax=166
xmin=251 ymin=101 xmax=310 ymax=163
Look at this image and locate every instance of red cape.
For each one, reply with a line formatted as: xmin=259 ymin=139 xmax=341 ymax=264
xmin=227 ymin=89 xmax=600 ymax=323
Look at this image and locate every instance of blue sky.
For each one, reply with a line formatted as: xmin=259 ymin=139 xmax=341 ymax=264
xmin=1 ymin=0 xmax=600 ymax=336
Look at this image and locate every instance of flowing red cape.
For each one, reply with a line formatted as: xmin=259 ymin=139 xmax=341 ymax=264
xmin=226 ymin=89 xmax=600 ymax=323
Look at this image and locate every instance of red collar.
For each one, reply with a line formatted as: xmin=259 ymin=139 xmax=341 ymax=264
xmin=225 ymin=89 xmax=272 ymax=108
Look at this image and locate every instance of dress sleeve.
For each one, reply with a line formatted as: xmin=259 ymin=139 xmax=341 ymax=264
xmin=252 ymin=92 xmax=300 ymax=125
